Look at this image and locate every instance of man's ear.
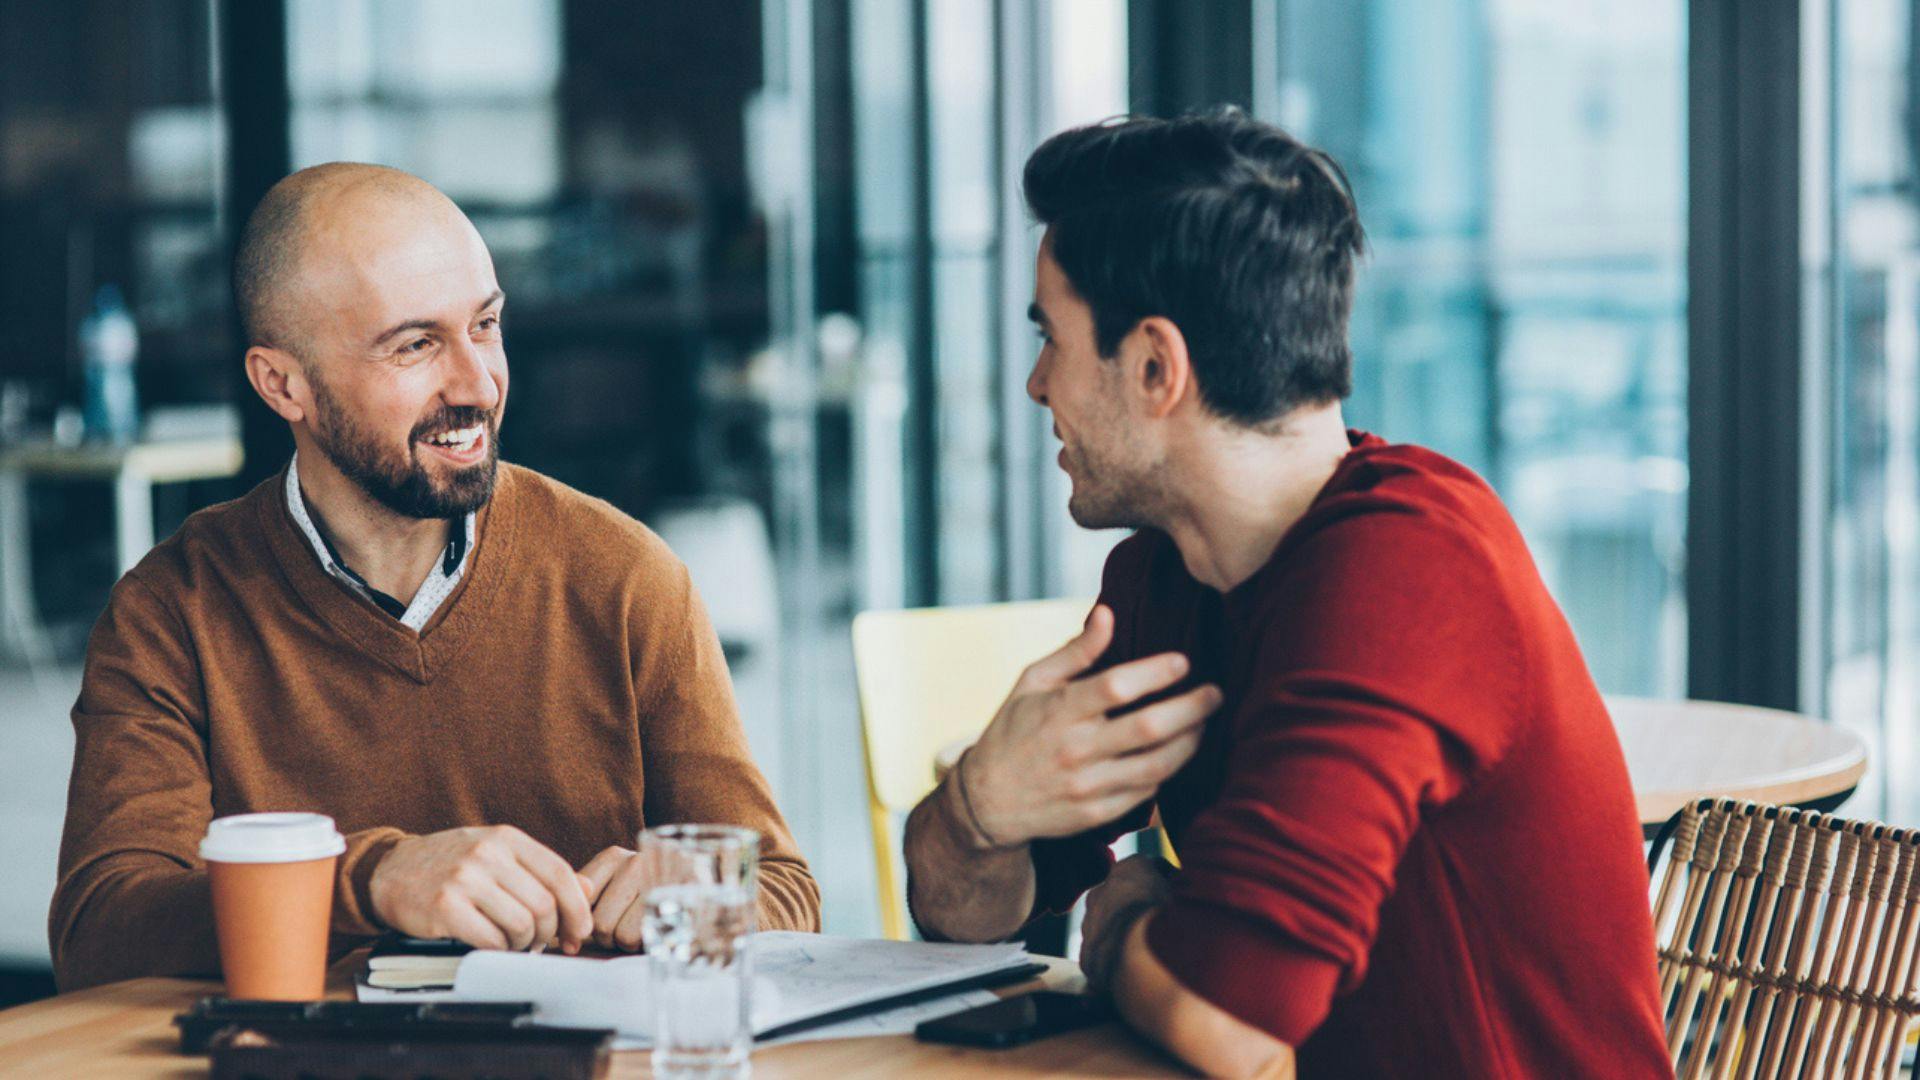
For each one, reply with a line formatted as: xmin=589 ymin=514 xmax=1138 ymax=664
xmin=245 ymin=346 xmax=310 ymax=425
xmin=1127 ymin=316 xmax=1195 ymax=420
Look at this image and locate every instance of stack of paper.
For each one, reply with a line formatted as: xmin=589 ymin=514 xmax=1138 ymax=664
xmin=361 ymin=937 xmax=474 ymax=990
xmin=364 ymin=953 xmax=463 ymax=990
xmin=438 ymin=932 xmax=1037 ymax=1047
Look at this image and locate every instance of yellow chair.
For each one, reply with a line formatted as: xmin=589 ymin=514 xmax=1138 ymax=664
xmin=852 ymin=597 xmax=1094 ymax=940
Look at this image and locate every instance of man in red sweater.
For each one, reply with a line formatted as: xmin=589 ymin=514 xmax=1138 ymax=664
xmin=902 ymin=109 xmax=1670 ymax=1077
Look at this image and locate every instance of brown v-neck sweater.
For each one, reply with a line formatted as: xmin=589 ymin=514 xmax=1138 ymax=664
xmin=50 ymin=463 xmax=819 ymax=991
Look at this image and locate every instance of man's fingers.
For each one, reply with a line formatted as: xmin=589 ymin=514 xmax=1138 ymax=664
xmin=506 ymin=835 xmax=594 ymax=951
xmin=492 ymin=861 xmax=563 ymax=953
xmin=1017 ymin=604 xmax=1114 ymax=691
xmin=1076 ymin=906 xmax=1105 ymax=971
xmin=1082 ymin=727 xmax=1205 ymax=795
xmin=1081 ymin=791 xmax=1157 ymax=834
xmin=590 ymin=858 xmax=651 ymax=948
xmin=1057 ymin=651 xmax=1194 ymax=722
xmin=1087 ymin=683 xmax=1221 ymax=757
xmin=612 ymin=890 xmax=651 ymax=952
xmin=577 ymin=847 xmax=629 ymax=906
xmin=469 ymin=881 xmax=540 ymax=951
xmin=440 ymin=897 xmax=511 ymax=952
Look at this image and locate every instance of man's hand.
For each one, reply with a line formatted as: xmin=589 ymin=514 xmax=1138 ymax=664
xmin=576 ymin=845 xmax=657 ymax=952
xmin=961 ymin=605 xmax=1221 ymax=847
xmin=1079 ymin=854 xmax=1176 ymax=992
xmin=369 ymin=826 xmax=592 ymax=953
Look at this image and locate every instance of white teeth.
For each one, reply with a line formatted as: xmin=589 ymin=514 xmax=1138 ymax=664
xmin=423 ymin=425 xmax=483 ymax=449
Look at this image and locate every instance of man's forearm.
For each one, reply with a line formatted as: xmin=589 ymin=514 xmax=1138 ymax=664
xmin=902 ymin=770 xmax=1036 ymax=942
xmin=1112 ymin=914 xmax=1295 ymax=1079
xmin=51 ymin=857 xmax=220 ymax=991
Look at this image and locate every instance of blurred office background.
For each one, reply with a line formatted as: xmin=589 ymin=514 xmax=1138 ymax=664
xmin=0 ymin=0 xmax=1899 ymax=1004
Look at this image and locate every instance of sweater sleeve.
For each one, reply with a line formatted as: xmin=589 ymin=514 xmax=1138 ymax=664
xmin=1144 ymin=510 xmax=1525 ymax=1046
xmin=631 ymin=558 xmax=821 ymax=933
xmin=49 ymin=574 xmax=407 ymax=990
xmin=50 ymin=574 xmax=219 ymax=990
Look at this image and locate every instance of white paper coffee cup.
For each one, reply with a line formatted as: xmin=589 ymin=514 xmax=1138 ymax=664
xmin=200 ymin=812 xmax=346 ymax=1000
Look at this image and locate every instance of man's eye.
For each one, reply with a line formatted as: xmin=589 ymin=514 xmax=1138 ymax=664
xmin=401 ymin=337 xmax=433 ymax=355
xmin=477 ymin=316 xmax=500 ymax=332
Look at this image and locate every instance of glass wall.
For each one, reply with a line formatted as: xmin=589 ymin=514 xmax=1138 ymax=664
xmin=1824 ymin=0 xmax=1920 ymax=821
xmin=0 ymin=1 xmax=235 ymax=624
xmin=1040 ymin=0 xmax=1132 ymax=600
xmin=1260 ymin=0 xmax=1689 ymax=697
xmin=0 ymin=0 xmax=232 ymax=976
xmin=283 ymin=0 xmax=812 ymax=893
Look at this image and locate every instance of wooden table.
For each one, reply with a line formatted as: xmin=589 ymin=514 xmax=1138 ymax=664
xmin=0 ymin=955 xmax=1184 ymax=1078
xmin=1610 ymin=695 xmax=1868 ymax=825
xmin=933 ymin=694 xmax=1871 ymax=830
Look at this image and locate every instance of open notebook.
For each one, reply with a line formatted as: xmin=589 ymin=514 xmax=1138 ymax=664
xmin=369 ymin=932 xmax=1042 ymax=1047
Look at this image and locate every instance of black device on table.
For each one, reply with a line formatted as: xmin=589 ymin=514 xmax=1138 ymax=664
xmin=175 ymin=998 xmax=612 ymax=1080
xmin=915 ymin=991 xmax=1110 ymax=1048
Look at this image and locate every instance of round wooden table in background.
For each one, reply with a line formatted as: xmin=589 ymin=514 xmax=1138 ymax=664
xmin=1608 ymin=695 xmax=1868 ymax=825
xmin=934 ymin=695 xmax=1871 ymax=830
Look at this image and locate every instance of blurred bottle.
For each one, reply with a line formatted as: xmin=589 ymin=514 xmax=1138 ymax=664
xmin=81 ymin=285 xmax=140 ymax=444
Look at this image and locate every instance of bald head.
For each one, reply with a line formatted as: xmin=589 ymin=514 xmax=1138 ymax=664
xmin=233 ymin=163 xmax=476 ymax=354
xmin=237 ymin=162 xmax=509 ymax=522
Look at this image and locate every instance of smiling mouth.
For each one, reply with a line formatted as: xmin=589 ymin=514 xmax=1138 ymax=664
xmin=418 ymin=424 xmax=486 ymax=457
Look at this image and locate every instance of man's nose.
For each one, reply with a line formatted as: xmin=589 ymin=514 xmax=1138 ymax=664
xmin=1025 ymin=357 xmax=1048 ymax=406
xmin=443 ymin=335 xmax=502 ymax=412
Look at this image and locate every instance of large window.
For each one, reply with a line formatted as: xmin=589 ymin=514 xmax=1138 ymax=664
xmin=1825 ymin=0 xmax=1920 ymax=820
xmin=1260 ymin=0 xmax=1689 ymax=696
xmin=0 ymin=0 xmax=232 ymax=971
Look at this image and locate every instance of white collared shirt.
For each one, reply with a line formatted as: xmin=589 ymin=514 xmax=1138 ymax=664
xmin=285 ymin=453 xmax=476 ymax=632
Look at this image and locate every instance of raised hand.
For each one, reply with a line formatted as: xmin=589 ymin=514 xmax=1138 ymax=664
xmin=957 ymin=605 xmax=1221 ymax=846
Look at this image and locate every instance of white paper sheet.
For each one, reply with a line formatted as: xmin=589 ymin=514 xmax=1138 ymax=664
xmin=418 ymin=931 xmax=1034 ymax=1046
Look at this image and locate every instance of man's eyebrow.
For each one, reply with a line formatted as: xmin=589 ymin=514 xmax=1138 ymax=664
xmin=371 ymin=317 xmax=437 ymax=347
xmin=370 ymin=289 xmax=505 ymax=347
xmin=1027 ymin=302 xmax=1049 ymax=326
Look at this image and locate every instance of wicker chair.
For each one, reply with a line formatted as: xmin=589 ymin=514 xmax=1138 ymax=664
xmin=1651 ymin=798 xmax=1920 ymax=1079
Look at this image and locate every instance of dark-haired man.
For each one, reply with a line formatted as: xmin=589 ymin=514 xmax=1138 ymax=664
xmin=51 ymin=164 xmax=818 ymax=991
xmin=903 ymin=111 xmax=1668 ymax=1077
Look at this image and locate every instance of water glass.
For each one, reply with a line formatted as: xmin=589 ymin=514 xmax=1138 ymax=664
xmin=640 ymin=824 xmax=760 ymax=1080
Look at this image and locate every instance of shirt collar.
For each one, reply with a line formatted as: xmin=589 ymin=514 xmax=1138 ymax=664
xmin=285 ymin=453 xmax=475 ymax=598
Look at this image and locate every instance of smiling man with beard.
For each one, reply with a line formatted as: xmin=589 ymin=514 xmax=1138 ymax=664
xmin=48 ymin=163 xmax=818 ymax=991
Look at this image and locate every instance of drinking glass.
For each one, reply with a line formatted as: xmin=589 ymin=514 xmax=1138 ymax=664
xmin=640 ymin=824 xmax=759 ymax=1080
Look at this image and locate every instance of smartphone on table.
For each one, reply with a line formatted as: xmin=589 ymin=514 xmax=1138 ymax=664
xmin=915 ymin=991 xmax=1111 ymax=1048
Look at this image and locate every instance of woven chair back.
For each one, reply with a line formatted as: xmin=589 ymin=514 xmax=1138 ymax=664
xmin=1652 ymin=798 xmax=1920 ymax=1080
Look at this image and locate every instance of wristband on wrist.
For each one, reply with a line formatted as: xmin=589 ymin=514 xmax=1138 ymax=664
xmin=951 ymin=747 xmax=1008 ymax=850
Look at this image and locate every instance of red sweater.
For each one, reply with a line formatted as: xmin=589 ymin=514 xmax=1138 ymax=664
xmin=1033 ymin=433 xmax=1669 ymax=1078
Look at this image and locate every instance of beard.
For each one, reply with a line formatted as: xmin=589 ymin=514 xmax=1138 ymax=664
xmin=306 ymin=372 xmax=500 ymax=519
xmin=1062 ymin=439 xmax=1157 ymax=531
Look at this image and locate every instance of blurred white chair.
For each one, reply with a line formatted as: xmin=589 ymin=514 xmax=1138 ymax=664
xmin=649 ymin=497 xmax=782 ymax=789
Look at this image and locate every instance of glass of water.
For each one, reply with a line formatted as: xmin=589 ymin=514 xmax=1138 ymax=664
xmin=640 ymin=824 xmax=759 ymax=1080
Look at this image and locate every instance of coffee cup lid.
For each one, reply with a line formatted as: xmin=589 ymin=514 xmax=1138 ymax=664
xmin=199 ymin=812 xmax=346 ymax=864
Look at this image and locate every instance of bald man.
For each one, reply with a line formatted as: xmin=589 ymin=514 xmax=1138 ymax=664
xmin=49 ymin=164 xmax=819 ymax=991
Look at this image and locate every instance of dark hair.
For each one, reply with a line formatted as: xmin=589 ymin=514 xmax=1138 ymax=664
xmin=1023 ymin=107 xmax=1365 ymax=426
